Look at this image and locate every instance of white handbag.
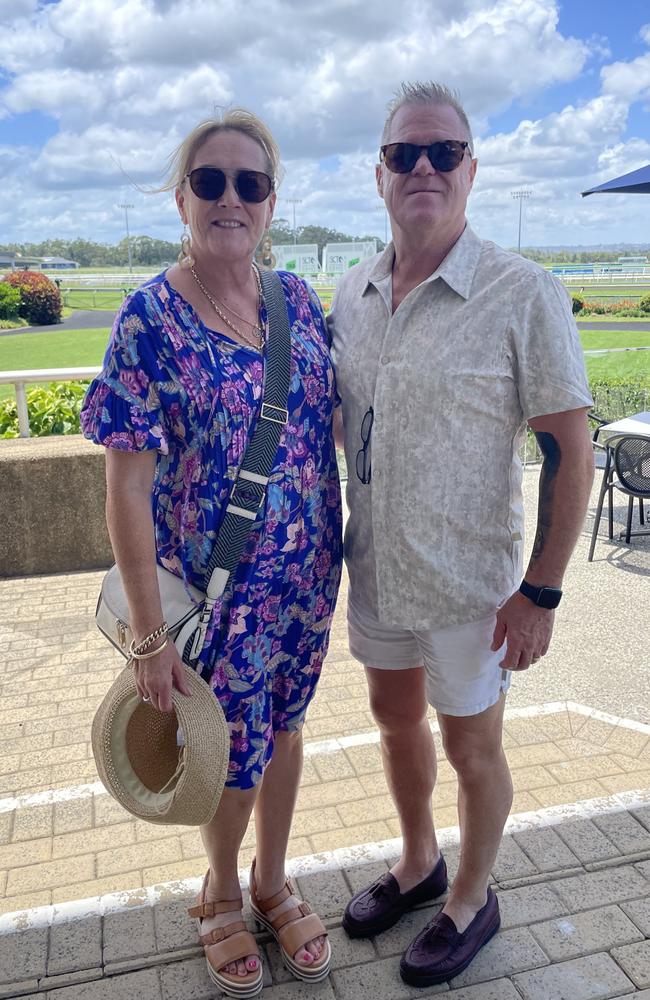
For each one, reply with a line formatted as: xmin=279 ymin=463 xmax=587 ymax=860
xmin=94 ymin=268 xmax=292 ymax=672
xmin=95 ymin=563 xmax=208 ymax=662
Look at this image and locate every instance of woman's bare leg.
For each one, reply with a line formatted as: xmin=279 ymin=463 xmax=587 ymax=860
xmin=253 ymin=729 xmax=326 ymax=965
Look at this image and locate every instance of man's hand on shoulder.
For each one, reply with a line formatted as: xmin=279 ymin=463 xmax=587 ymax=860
xmin=491 ymin=591 xmax=555 ymax=671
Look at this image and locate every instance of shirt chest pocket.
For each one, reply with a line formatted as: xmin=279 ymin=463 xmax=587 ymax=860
xmin=440 ymin=368 xmax=517 ymax=430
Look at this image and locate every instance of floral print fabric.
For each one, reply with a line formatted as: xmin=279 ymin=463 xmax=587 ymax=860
xmin=81 ymin=271 xmax=342 ymax=788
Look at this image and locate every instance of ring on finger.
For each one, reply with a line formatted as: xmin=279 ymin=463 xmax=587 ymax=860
xmin=142 ymin=695 xmax=151 ymax=703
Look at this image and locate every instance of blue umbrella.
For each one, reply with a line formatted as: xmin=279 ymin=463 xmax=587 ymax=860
xmin=582 ymin=163 xmax=650 ymax=196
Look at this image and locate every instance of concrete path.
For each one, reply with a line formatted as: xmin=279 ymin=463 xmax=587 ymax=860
xmin=0 ymin=312 xmax=116 ymax=338
xmin=0 ymin=470 xmax=648 ymax=997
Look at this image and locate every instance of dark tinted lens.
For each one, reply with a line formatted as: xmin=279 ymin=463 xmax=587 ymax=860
xmin=188 ymin=167 xmax=226 ymax=200
xmin=431 ymin=141 xmax=466 ymax=171
xmin=381 ymin=141 xmax=467 ymax=173
xmin=356 ymin=447 xmax=371 ymax=484
xmin=360 ymin=407 xmax=374 ymax=442
xmin=235 ymin=170 xmax=273 ymax=203
xmin=382 ymin=143 xmax=418 ymax=173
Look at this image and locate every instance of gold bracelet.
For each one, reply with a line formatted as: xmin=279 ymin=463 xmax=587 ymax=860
xmin=128 ymin=636 xmax=170 ymax=663
xmin=132 ymin=622 xmax=168 ymax=656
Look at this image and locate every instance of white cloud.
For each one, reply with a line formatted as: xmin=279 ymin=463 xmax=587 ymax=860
xmin=601 ymin=52 xmax=650 ymax=103
xmin=0 ymin=0 xmax=648 ymax=246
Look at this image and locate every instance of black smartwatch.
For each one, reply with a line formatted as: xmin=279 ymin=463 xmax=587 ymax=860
xmin=518 ymin=580 xmax=563 ymax=609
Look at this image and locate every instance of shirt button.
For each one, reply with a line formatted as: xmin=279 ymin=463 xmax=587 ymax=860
xmin=380 ymin=356 xmax=390 ymax=365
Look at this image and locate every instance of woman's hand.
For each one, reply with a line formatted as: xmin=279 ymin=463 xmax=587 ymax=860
xmin=133 ymin=641 xmax=192 ymax=712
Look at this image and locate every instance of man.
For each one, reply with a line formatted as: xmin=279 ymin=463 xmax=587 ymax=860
xmin=327 ymin=81 xmax=594 ymax=988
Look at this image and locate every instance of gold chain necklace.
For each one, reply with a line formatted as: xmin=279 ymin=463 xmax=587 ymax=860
xmin=190 ymin=264 xmax=264 ymax=351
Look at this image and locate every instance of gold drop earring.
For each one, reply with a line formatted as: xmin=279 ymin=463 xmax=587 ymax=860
xmin=178 ymin=225 xmax=194 ymax=269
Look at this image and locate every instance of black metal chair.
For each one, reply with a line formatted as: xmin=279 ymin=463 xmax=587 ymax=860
xmin=588 ymin=434 xmax=650 ymax=561
xmin=588 ymin=411 xmax=609 ymax=470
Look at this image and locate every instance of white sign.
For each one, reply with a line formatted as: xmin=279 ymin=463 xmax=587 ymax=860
xmin=273 ymin=244 xmax=321 ymax=274
xmin=323 ymin=241 xmax=377 ymax=274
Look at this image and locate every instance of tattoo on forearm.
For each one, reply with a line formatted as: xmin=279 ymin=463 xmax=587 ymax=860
xmin=531 ymin=431 xmax=561 ymax=561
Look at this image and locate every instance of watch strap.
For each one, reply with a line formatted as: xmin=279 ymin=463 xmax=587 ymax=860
xmin=518 ymin=580 xmax=563 ymax=609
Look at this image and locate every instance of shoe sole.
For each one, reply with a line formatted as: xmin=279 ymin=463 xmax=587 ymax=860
xmin=399 ymin=914 xmax=501 ymax=987
xmin=251 ymin=904 xmax=331 ymax=982
xmin=342 ymin=881 xmax=449 ymax=939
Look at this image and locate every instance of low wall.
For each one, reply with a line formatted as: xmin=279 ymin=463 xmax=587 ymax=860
xmin=0 ymin=435 xmax=113 ymax=577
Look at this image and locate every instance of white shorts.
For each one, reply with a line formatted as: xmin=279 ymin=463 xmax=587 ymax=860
xmin=347 ymin=599 xmax=512 ymax=717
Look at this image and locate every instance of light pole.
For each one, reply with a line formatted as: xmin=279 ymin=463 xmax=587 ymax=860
xmin=285 ymin=198 xmax=302 ymax=244
xmin=511 ymin=190 xmax=531 ymax=254
xmin=118 ymin=202 xmax=134 ymax=274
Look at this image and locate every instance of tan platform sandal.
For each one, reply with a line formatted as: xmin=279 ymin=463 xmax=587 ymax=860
xmin=188 ymin=871 xmax=263 ymax=999
xmin=249 ymin=858 xmax=331 ymax=983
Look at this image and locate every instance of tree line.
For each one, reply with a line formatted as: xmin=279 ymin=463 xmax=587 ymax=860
xmin=0 ymin=223 xmax=386 ymax=269
xmin=2 ymin=229 xmax=646 ymax=269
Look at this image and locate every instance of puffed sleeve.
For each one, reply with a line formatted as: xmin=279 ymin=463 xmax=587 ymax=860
xmin=80 ymin=295 xmax=170 ymax=454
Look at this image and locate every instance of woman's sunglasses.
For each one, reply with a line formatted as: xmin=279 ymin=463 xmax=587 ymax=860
xmin=380 ymin=140 xmax=469 ymax=174
xmin=184 ymin=166 xmax=274 ymax=204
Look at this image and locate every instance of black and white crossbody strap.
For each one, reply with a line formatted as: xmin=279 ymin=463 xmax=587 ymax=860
xmin=187 ymin=268 xmax=292 ymax=666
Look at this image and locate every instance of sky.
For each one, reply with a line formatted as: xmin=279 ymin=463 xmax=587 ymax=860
xmin=1 ymin=0 xmax=649 ymax=251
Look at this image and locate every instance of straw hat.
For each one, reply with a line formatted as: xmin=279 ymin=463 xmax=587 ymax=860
xmin=92 ymin=665 xmax=230 ymax=826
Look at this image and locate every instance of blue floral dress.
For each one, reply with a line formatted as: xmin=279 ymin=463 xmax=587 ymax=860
xmin=81 ymin=271 xmax=342 ymax=789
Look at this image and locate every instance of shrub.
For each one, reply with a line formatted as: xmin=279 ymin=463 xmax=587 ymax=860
xmin=589 ymin=376 xmax=650 ymax=419
xmin=571 ymin=295 xmax=585 ymax=314
xmin=580 ymin=298 xmax=646 ymax=317
xmin=4 ymin=270 xmax=62 ymax=325
xmin=0 ymin=282 xmax=21 ymax=320
xmin=523 ymin=375 xmax=650 ymax=465
xmin=0 ymin=318 xmax=28 ymax=329
xmin=639 ymin=294 xmax=650 ymax=314
xmin=0 ymin=381 xmax=89 ymax=438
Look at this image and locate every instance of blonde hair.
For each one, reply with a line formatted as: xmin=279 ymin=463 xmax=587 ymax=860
xmin=381 ymin=82 xmax=474 ymax=154
xmin=161 ymin=108 xmax=282 ymax=191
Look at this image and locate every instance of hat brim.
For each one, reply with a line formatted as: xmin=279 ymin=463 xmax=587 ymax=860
xmin=92 ymin=665 xmax=230 ymax=826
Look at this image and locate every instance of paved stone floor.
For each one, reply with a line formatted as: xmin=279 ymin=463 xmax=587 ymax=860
xmin=0 ymin=469 xmax=648 ymax=997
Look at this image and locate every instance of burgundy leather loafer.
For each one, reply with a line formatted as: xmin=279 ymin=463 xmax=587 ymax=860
xmin=399 ymin=887 xmax=500 ymax=986
xmin=342 ymin=855 xmax=447 ymax=938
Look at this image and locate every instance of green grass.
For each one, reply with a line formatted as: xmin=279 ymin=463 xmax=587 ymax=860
xmin=585 ymin=352 xmax=650 ymax=382
xmin=62 ymin=289 xmax=126 ymax=310
xmin=0 ymin=327 xmax=109 ymax=400
xmin=562 ymin=284 xmax=650 ymax=300
xmin=580 ymin=330 xmax=650 ymax=350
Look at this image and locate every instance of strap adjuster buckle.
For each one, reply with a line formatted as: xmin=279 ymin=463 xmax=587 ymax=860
xmin=261 ymin=403 xmax=288 ymax=425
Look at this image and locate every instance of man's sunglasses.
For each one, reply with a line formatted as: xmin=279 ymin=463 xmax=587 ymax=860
xmin=380 ymin=140 xmax=469 ymax=174
xmin=356 ymin=406 xmax=374 ymax=485
xmin=184 ymin=166 xmax=274 ymax=204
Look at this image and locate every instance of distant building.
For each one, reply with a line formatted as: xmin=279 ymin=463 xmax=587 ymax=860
xmin=1 ymin=255 xmax=79 ymax=271
xmin=40 ymin=257 xmax=79 ymax=270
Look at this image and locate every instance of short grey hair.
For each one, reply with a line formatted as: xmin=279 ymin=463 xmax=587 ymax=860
xmin=381 ymin=82 xmax=474 ymax=154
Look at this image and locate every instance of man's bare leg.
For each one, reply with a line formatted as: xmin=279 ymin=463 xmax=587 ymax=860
xmin=366 ymin=665 xmax=440 ymax=887
xmin=437 ymin=694 xmax=512 ymax=931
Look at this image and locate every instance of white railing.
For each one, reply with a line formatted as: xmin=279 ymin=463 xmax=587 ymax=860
xmin=0 ymin=367 xmax=99 ymax=438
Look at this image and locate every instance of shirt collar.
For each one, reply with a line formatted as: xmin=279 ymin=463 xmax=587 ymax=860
xmin=364 ymin=223 xmax=482 ymax=301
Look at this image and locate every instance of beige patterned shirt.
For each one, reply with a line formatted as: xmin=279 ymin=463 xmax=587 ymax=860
xmin=328 ymin=225 xmax=592 ymax=629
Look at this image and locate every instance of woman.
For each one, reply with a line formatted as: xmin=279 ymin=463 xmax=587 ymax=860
xmin=81 ymin=109 xmax=342 ymax=997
